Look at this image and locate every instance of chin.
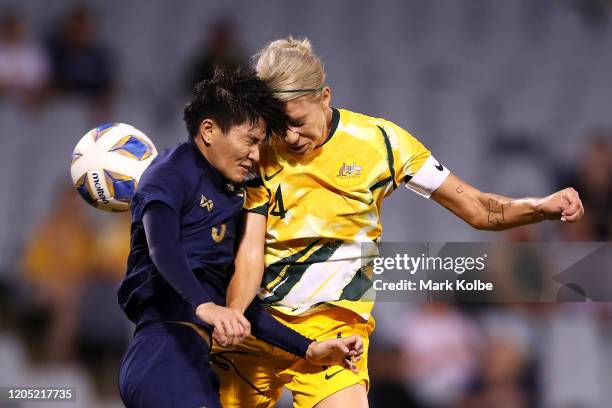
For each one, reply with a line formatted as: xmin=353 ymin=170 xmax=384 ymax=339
xmin=300 ymin=147 xmax=315 ymax=157
xmin=230 ymin=169 xmax=249 ymax=183
xmin=289 ymin=144 xmax=313 ymax=156
xmin=229 ymin=174 xmax=244 ymax=183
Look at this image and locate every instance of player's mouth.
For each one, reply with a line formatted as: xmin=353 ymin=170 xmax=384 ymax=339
xmin=289 ymin=143 xmax=309 ymax=154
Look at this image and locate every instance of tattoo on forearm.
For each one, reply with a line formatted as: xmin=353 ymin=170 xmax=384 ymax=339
xmin=487 ymin=199 xmax=504 ymax=225
xmin=456 ymin=185 xmax=464 ymax=193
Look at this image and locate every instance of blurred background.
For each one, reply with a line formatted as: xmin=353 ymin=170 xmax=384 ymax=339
xmin=0 ymin=0 xmax=611 ymax=407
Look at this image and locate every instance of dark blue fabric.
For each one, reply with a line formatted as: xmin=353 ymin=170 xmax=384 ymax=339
xmin=118 ymin=321 xmax=221 ymax=408
xmin=116 ymin=138 xmax=314 ymax=406
xmin=142 ymin=201 xmax=212 ymax=309
xmin=118 ymin=138 xmax=243 ymax=324
xmin=118 ymin=137 xmax=313 ymax=358
xmin=133 ymin=273 xmax=312 ymax=358
xmin=244 ymin=294 xmax=313 ymax=358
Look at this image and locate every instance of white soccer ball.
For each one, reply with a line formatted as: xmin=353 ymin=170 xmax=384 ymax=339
xmin=70 ymin=123 xmax=157 ymax=212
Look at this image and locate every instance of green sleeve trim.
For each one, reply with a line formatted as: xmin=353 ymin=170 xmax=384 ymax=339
xmin=246 ymin=204 xmax=269 ymax=216
xmin=369 ymin=176 xmax=393 ymax=192
xmin=377 ymin=125 xmax=397 ymax=190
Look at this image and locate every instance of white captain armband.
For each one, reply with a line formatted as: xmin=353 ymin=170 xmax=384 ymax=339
xmin=405 ymin=155 xmax=450 ymax=198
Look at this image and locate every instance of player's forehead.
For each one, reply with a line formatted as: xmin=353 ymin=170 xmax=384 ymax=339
xmin=231 ymin=118 xmax=266 ymax=140
xmin=285 ymin=96 xmax=319 ymax=119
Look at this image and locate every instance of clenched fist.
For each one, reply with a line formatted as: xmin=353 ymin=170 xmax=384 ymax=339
xmin=537 ymin=187 xmax=584 ymax=223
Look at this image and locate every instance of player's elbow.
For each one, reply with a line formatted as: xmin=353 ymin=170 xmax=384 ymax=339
xmin=466 ymin=216 xmax=487 ymax=231
xmin=469 ymin=219 xmax=490 ymax=231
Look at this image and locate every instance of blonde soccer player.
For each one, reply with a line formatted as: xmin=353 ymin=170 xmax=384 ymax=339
xmin=215 ymin=37 xmax=584 ymax=408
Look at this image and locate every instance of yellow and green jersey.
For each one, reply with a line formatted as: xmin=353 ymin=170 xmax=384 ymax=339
xmin=245 ymin=108 xmax=449 ymax=319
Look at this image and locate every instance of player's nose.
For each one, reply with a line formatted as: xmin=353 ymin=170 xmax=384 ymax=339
xmin=247 ymin=145 xmax=259 ymax=162
xmin=285 ymin=130 xmax=300 ymax=145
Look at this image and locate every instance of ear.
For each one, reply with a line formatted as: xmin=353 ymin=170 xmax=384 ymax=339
xmin=199 ymin=119 xmax=215 ymax=145
xmin=320 ymin=86 xmax=332 ymax=109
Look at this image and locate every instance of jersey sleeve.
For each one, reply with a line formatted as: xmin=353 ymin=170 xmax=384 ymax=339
xmin=244 ymin=176 xmax=270 ymax=216
xmin=143 ymin=202 xmax=213 ymax=310
xmin=131 ymin=164 xmax=185 ymax=220
xmin=378 ymin=119 xmax=450 ymax=198
xmin=244 ymin=297 xmax=313 ymax=357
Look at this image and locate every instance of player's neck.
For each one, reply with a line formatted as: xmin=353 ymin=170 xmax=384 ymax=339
xmin=315 ymin=106 xmax=334 ymax=148
xmin=324 ymin=106 xmax=333 ymax=138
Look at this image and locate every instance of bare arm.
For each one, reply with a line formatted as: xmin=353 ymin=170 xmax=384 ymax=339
xmin=227 ymin=211 xmax=267 ymax=312
xmin=431 ymin=173 xmax=584 ymax=231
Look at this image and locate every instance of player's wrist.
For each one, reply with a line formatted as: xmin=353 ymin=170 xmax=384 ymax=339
xmin=533 ymin=196 xmax=556 ymax=220
xmin=195 ymin=302 xmax=215 ymax=318
xmin=304 ymin=340 xmax=318 ymax=361
xmin=227 ymin=300 xmax=247 ymax=313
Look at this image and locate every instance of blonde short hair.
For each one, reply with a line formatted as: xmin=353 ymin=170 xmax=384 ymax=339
xmin=255 ymin=36 xmax=326 ymax=102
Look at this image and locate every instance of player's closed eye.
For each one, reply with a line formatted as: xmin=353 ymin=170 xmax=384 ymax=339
xmin=249 ymin=137 xmax=260 ymax=146
xmin=291 ymin=116 xmax=306 ymax=128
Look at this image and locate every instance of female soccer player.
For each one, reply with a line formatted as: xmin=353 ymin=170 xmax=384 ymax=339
xmin=117 ymin=69 xmax=362 ymax=408
xmin=220 ymin=38 xmax=584 ymax=407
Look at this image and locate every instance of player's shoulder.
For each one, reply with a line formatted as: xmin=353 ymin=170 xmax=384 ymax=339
xmin=138 ymin=142 xmax=193 ymax=187
xmin=338 ymin=108 xmax=423 ymax=149
xmin=338 ymin=108 xmax=379 ymax=129
xmin=337 ymin=108 xmax=402 ymax=136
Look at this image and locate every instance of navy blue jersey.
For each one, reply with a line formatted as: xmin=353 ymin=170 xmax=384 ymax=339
xmin=118 ymin=137 xmax=245 ymax=324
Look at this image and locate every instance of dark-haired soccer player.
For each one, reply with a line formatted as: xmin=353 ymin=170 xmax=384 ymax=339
xmin=117 ymin=70 xmax=363 ymax=408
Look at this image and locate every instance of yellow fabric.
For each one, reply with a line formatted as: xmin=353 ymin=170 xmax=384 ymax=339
xmin=214 ymin=307 xmax=375 ymax=408
xmin=245 ymin=108 xmax=431 ymax=319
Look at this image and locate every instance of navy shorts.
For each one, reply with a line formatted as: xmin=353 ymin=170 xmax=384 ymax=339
xmin=119 ymin=321 xmax=221 ymax=408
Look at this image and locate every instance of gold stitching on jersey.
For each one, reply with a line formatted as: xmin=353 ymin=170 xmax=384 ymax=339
xmin=211 ymin=224 xmax=226 ymax=242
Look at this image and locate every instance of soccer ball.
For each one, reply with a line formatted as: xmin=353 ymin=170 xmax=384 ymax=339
xmin=70 ymin=123 xmax=157 ymax=212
